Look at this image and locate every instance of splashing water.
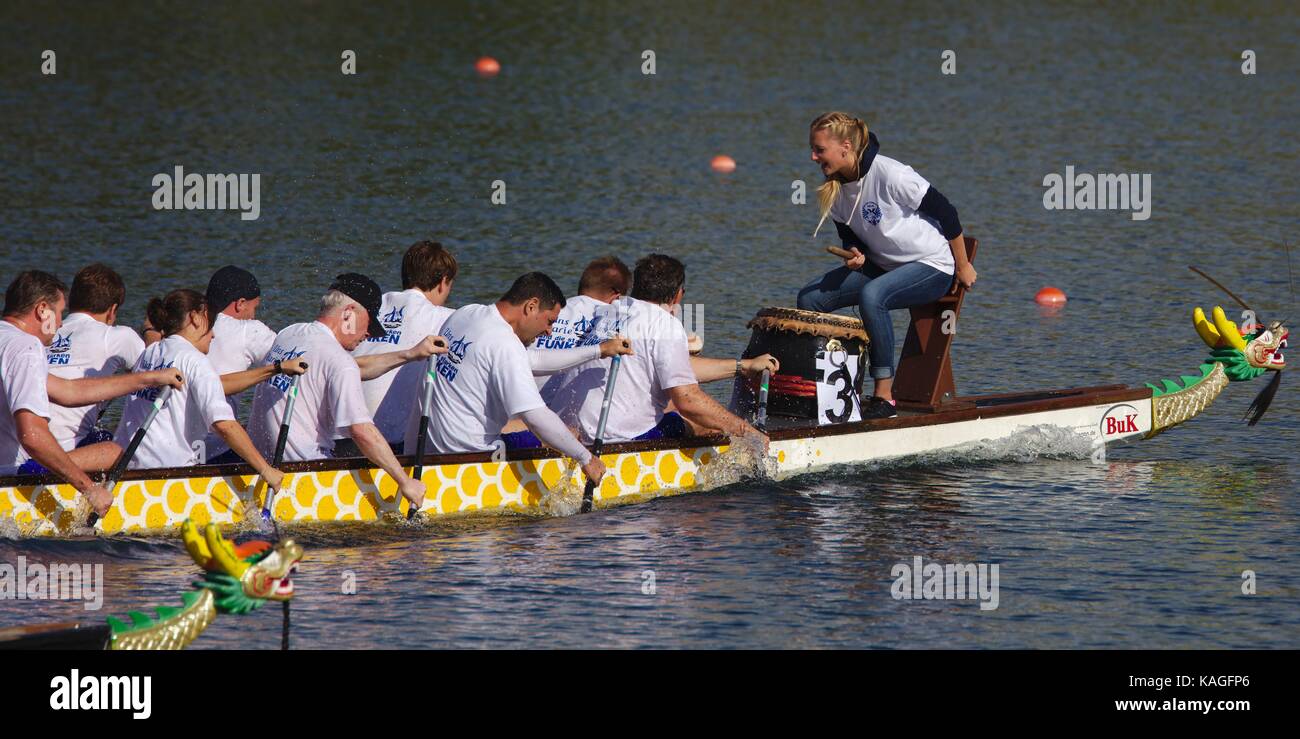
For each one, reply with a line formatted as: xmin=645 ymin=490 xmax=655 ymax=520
xmin=540 ymin=463 xmax=585 ymax=517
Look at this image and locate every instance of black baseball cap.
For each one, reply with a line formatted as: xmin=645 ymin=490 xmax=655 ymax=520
xmin=329 ymin=273 xmax=386 ymax=339
xmin=206 ymin=266 xmax=261 ymax=314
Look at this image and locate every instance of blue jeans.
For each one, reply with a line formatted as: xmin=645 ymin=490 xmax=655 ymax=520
xmin=796 ymin=261 xmax=952 ymax=380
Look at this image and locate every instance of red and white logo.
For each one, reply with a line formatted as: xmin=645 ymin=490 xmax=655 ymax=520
xmin=1100 ymin=404 xmax=1142 ymax=438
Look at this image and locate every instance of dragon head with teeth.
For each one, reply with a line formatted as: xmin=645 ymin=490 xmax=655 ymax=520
xmin=1193 ymin=305 xmax=1287 ymax=426
xmin=1194 ymin=306 xmax=1287 ymax=376
xmin=182 ymin=519 xmax=303 ymax=614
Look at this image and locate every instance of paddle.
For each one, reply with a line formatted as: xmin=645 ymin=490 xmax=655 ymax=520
xmin=580 ymin=354 xmax=622 ymax=514
xmin=87 ymin=386 xmax=175 ymax=528
xmin=755 ymin=368 xmax=771 ymax=433
xmin=405 ymin=359 xmax=436 ymax=521
xmin=259 ymin=371 xmax=304 ymax=522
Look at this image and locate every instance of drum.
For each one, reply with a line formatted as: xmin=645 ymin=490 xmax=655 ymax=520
xmin=729 ymin=307 xmax=870 ymax=421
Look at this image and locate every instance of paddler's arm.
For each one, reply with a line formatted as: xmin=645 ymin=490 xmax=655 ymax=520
xmin=211 ymin=420 xmax=284 ymax=493
xmin=349 ymin=422 xmax=425 ymax=508
xmin=47 ymin=368 xmax=184 ymax=407
xmin=354 ymin=335 xmax=448 ymax=381
xmin=15 ymin=410 xmax=114 ymax=515
xmin=666 ymin=384 xmax=768 ymax=453
xmin=518 ymin=406 xmax=605 ymax=483
xmin=527 ymin=336 xmax=632 ymax=376
xmin=690 ymin=354 xmax=780 ymax=383
xmin=220 ymin=358 xmax=307 ymax=396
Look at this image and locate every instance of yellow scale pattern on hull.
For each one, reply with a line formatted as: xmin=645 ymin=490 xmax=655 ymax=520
xmin=0 ymin=445 xmax=724 ymax=537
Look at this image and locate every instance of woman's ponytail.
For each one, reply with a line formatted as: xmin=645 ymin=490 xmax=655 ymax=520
xmin=146 ymin=289 xmax=209 ymax=337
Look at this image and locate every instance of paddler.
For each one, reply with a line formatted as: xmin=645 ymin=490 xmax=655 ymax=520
xmin=403 ymin=272 xmax=607 ymax=484
xmin=66 ymin=290 xmax=301 ymax=501
xmin=1 ymin=271 xmax=183 ymax=516
xmin=349 ymin=240 xmax=458 ymax=452
xmin=249 ymin=273 xmax=444 ymax=510
xmin=201 ymin=265 xmax=279 ymax=464
xmin=796 ymin=112 xmax=976 ymax=419
xmin=543 ymin=255 xmax=771 ymax=446
xmin=525 ymin=255 xmax=637 ymax=392
xmin=44 ymin=263 xmax=145 ymax=451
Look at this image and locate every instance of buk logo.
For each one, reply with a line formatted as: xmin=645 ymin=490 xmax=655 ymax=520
xmin=1100 ymin=404 xmax=1141 ymax=437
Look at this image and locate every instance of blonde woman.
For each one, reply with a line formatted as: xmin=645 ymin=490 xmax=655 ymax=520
xmin=796 ymin=112 xmax=976 ymax=418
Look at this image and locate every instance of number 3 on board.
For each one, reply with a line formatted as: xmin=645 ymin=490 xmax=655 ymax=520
xmin=815 ymin=351 xmax=861 ymax=425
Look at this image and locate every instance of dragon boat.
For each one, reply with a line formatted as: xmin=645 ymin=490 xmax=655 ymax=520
xmin=0 ymin=262 xmax=1287 ymax=538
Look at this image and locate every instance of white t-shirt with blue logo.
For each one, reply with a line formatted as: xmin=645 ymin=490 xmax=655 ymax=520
xmin=44 ymin=312 xmax=145 ymax=450
xmin=113 ymin=335 xmax=234 ymax=470
xmin=833 ymin=154 xmax=955 ymax=276
xmin=203 ymin=313 xmax=277 ymax=459
xmin=544 ymin=297 xmax=696 ymax=442
xmin=530 ymin=294 xmax=616 ymax=389
xmin=250 ymin=321 xmax=372 ymax=462
xmin=0 ymin=322 xmax=53 ymax=474
xmin=352 ymin=289 xmax=454 ymax=443
xmin=405 ymin=303 xmax=545 ymax=454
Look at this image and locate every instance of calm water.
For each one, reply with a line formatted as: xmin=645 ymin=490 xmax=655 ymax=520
xmin=1 ymin=1 xmax=1298 ymax=648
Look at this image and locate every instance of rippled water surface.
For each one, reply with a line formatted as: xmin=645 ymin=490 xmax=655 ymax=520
xmin=1 ymin=1 xmax=1298 ymax=648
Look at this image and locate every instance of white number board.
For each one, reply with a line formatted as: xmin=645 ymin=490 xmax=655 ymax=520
xmin=816 ymin=350 xmax=861 ymax=425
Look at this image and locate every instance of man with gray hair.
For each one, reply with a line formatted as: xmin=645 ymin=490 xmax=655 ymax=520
xmin=249 ymin=273 xmax=446 ymax=510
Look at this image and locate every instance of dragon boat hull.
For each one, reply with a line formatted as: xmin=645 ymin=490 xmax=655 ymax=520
xmin=1 ymin=383 xmax=1158 ymax=537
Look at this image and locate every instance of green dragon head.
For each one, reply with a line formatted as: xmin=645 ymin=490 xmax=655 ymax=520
xmin=182 ymin=519 xmax=303 ymax=615
xmin=1194 ymin=305 xmax=1287 ymax=381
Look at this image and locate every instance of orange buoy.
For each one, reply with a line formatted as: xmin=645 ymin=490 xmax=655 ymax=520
xmin=710 ymin=155 xmax=736 ymax=173
xmin=1035 ymin=286 xmax=1067 ymax=305
xmin=475 ymin=56 xmax=500 ymax=77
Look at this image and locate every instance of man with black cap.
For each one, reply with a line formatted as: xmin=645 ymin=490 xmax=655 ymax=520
xmin=202 ymin=265 xmax=278 ymax=464
xmin=249 ymin=273 xmax=446 ymax=509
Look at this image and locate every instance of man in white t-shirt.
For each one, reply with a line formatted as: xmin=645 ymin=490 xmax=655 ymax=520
xmin=44 ymin=264 xmax=146 ymax=450
xmin=533 ymin=256 xmax=776 ymax=410
xmin=545 ymin=255 xmax=770 ymax=447
xmin=352 ymin=240 xmax=458 ymax=449
xmin=404 ymin=272 xmax=606 ymax=484
xmin=2 ymin=271 xmax=184 ymax=516
xmin=199 ymin=265 xmax=278 ymax=463
xmin=249 ymin=273 xmax=444 ymax=510
xmin=530 ymin=256 xmax=632 ymax=391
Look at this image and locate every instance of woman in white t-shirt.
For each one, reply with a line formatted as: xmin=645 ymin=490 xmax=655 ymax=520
xmin=796 ymin=111 xmax=977 ymax=418
xmin=85 ymin=290 xmax=288 ymax=493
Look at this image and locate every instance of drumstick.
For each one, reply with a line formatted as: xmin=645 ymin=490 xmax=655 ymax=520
xmin=826 ymin=246 xmax=857 ymax=260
